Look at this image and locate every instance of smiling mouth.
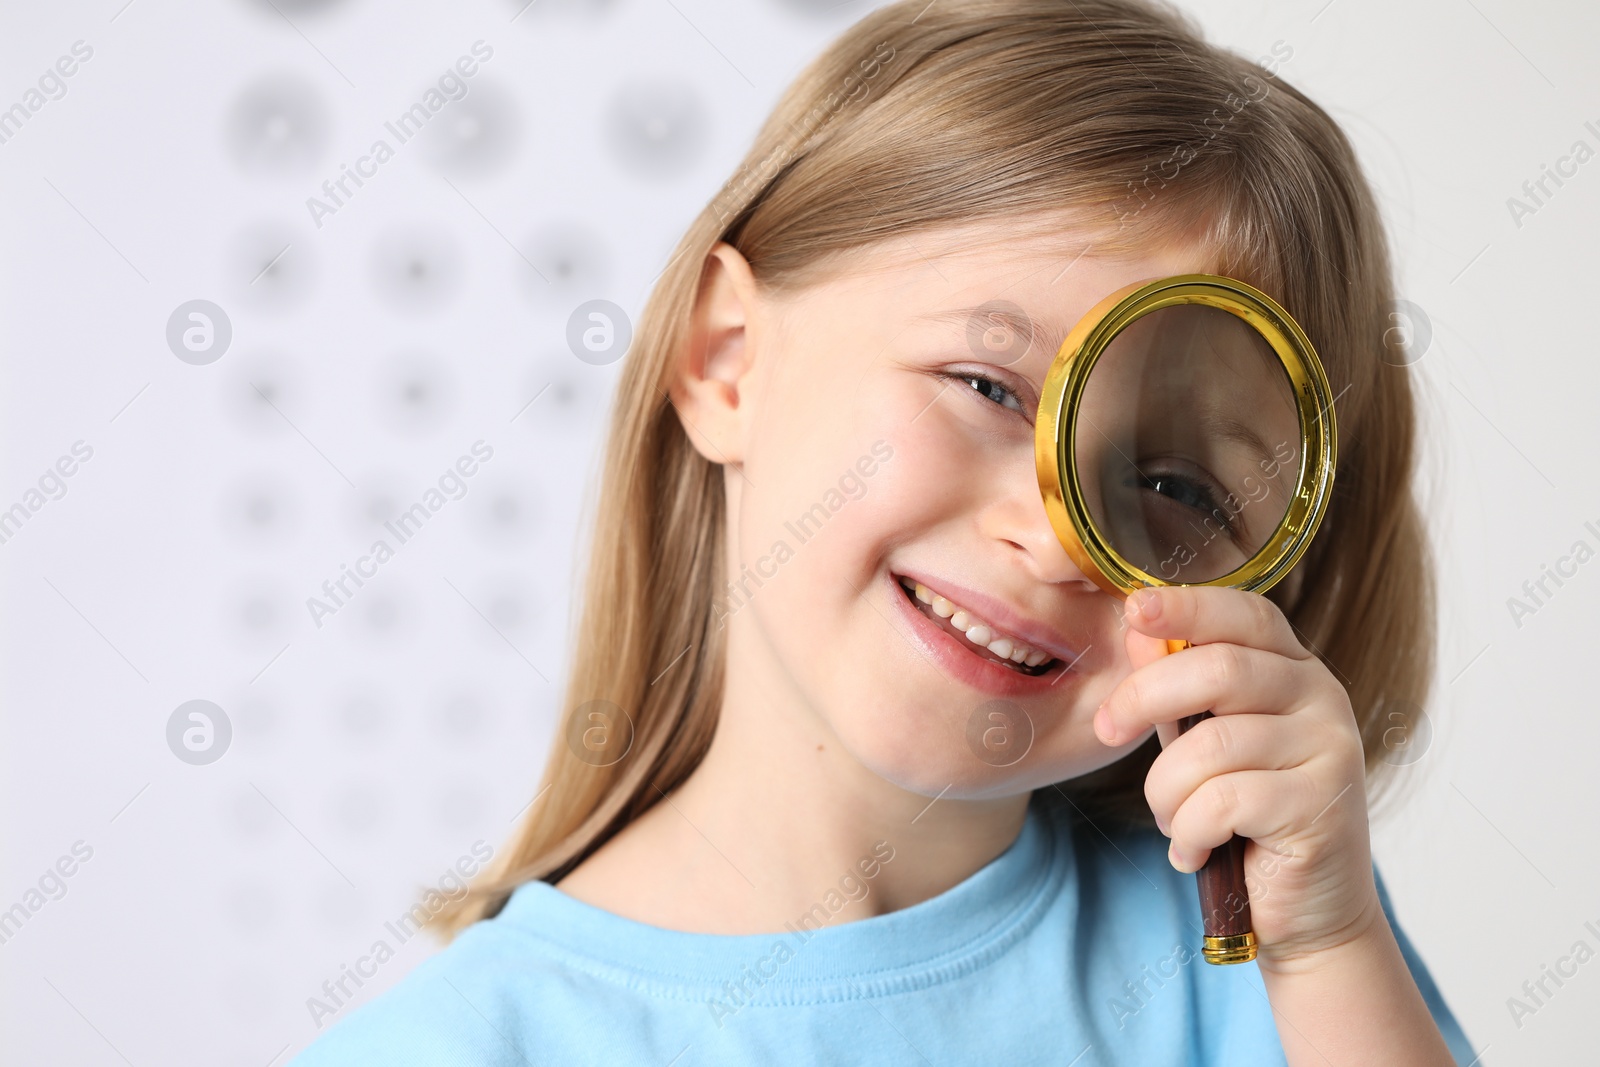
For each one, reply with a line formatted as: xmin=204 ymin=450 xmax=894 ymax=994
xmin=894 ymin=576 xmax=1062 ymax=677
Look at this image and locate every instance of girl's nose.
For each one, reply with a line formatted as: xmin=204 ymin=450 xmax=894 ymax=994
xmin=977 ymin=459 xmax=1101 ymax=591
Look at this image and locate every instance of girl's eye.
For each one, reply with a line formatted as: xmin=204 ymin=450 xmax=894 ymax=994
xmin=1137 ymin=471 xmax=1216 ymax=513
xmin=1129 ymin=468 xmax=1240 ymax=539
xmin=951 ymin=372 xmax=1025 ymax=414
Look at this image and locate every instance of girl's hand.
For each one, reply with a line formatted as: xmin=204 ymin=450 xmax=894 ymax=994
xmin=1091 ymin=585 xmax=1385 ymax=972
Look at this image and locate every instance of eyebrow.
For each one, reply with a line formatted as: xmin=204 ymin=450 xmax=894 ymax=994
xmin=911 ymin=305 xmax=1073 ymax=365
xmin=1198 ymin=411 xmax=1286 ymax=472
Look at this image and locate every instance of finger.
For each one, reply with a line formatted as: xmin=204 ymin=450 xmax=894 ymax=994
xmin=1112 ymin=610 xmax=1183 ymax=750
xmin=1123 ymin=615 xmax=1170 ymax=673
xmin=1155 ymin=720 xmax=1179 ymax=751
xmin=1164 ymin=768 xmax=1319 ymax=873
xmin=1094 ymin=644 xmax=1317 ymax=747
xmin=1143 ymin=713 xmax=1325 ymax=836
xmin=1123 ymin=586 xmax=1307 ymax=661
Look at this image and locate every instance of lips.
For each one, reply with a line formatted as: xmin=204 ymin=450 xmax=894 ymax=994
xmin=895 ymin=577 xmax=1057 ymax=675
xmin=884 ymin=571 xmax=1088 ymax=698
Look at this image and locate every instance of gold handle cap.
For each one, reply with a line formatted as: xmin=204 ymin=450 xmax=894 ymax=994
xmin=1202 ymin=932 xmax=1258 ymax=965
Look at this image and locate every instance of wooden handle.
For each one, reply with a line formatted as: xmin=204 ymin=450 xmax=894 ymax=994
xmin=1169 ymin=636 xmax=1258 ymax=963
xmin=1177 ymin=709 xmax=1253 ymax=941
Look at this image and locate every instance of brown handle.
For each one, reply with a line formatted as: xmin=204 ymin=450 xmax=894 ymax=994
xmin=1178 ymin=711 xmax=1254 ymax=935
xmin=1169 ymin=638 xmax=1258 ymax=964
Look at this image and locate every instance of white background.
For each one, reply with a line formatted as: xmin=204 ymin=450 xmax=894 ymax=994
xmin=1 ymin=0 xmax=1595 ymax=1063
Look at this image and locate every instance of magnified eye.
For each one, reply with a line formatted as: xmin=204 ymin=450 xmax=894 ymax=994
xmin=1136 ymin=470 xmax=1216 ymax=514
xmin=1124 ymin=465 xmax=1237 ymax=538
xmin=1089 ymin=450 xmax=1255 ymax=582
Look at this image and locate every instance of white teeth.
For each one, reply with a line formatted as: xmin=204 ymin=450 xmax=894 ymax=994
xmin=901 ymin=578 xmax=1056 ymax=670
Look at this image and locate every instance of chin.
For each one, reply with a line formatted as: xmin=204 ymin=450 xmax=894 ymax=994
xmin=826 ymin=691 xmax=1112 ymax=802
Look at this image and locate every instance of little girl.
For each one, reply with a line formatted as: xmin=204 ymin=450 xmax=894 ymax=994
xmin=297 ymin=1 xmax=1474 ymax=1062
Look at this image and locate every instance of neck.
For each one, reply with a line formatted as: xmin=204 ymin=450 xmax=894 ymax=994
xmin=554 ymin=618 xmax=1032 ymax=935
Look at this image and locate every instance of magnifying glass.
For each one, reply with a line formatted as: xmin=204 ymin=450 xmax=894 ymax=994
xmin=1034 ymin=273 xmax=1338 ymax=965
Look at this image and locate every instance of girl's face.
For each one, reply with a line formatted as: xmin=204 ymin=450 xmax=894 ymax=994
xmin=691 ymin=218 xmax=1222 ymax=800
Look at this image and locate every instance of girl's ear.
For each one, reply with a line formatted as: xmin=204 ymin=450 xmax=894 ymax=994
xmin=671 ymin=242 xmax=765 ymax=467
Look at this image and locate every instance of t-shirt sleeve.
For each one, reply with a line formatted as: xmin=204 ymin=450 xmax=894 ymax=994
xmin=288 ymin=933 xmax=537 ymax=1067
xmin=1373 ymin=862 xmax=1478 ymax=1066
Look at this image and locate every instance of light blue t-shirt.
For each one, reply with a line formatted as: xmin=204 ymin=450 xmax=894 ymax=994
xmin=293 ymin=794 xmax=1474 ymax=1065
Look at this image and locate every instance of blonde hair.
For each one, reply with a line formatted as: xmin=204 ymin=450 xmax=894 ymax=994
xmin=433 ymin=0 xmax=1433 ymax=938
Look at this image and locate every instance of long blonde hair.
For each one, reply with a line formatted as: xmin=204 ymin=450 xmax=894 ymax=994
xmin=433 ymin=0 xmax=1434 ymax=938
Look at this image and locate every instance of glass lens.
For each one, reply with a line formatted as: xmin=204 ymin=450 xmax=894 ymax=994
xmin=1072 ymin=303 xmax=1301 ymax=584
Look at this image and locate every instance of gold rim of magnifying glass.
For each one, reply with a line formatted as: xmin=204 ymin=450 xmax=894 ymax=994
xmin=1034 ymin=273 xmax=1338 ymax=597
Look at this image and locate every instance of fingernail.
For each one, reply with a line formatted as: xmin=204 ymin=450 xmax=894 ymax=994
xmin=1168 ymin=842 xmax=1190 ymax=873
xmin=1094 ymin=705 xmax=1115 ymax=745
xmin=1130 ymin=589 xmax=1160 ymax=621
xmin=1154 ymin=812 xmax=1170 ymax=836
